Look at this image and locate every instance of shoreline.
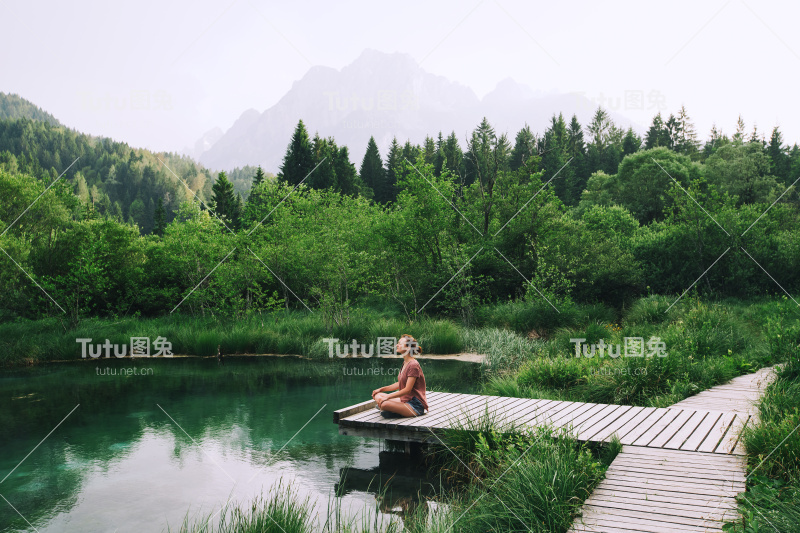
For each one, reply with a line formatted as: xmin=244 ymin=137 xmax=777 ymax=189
xmin=23 ymin=352 xmax=488 ymax=366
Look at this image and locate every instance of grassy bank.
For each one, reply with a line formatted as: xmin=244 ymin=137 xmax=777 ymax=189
xmin=3 ymin=296 xmax=798 ymax=411
xmin=0 ymin=303 xmax=554 ymax=367
xmin=726 ymin=358 xmax=800 ymax=532
xmin=483 ymin=295 xmax=800 ymax=407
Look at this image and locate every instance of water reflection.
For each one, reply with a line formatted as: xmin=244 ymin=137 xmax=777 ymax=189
xmin=336 ymin=449 xmax=451 ymax=526
xmin=1 ymin=356 xmax=478 ymax=532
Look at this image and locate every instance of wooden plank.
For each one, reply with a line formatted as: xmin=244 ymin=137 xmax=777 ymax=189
xmin=663 ymin=410 xmax=709 ymax=450
xmin=607 ymin=462 xmax=745 ymax=483
xmin=630 ymin=409 xmax=682 ymax=447
xmin=567 ymin=404 xmax=618 ymax=436
xmin=611 ymin=457 xmax=746 ymax=478
xmin=610 ymin=407 xmax=657 ymax=443
xmin=579 ymin=405 xmax=635 ymax=442
xmin=600 ymin=478 xmax=740 ymax=498
xmin=414 ymin=394 xmax=501 ymax=430
xmin=697 ymin=411 xmax=738 ymax=453
xmin=680 ymin=411 xmax=723 ymax=452
xmin=338 ymin=425 xmax=432 ymax=443
xmin=648 ymin=409 xmax=697 ymax=448
xmin=589 ymin=487 xmax=738 ymax=510
xmin=429 ymin=394 xmax=512 ymax=430
xmin=545 ymin=402 xmax=597 ymax=428
xmin=510 ymin=399 xmax=572 ymax=427
xmin=605 ymin=467 xmax=745 ymax=490
xmin=718 ymin=414 xmax=751 ymax=454
xmin=395 ymin=392 xmax=490 ymax=429
xmin=333 ymin=399 xmax=376 ymax=422
xmin=537 ymin=401 xmax=587 ymax=427
xmin=584 ymin=494 xmax=739 ymax=518
xmin=617 ymin=409 xmax=667 ymax=445
xmin=619 ymin=446 xmax=745 ymax=467
xmin=578 ymin=506 xmax=727 ymax=531
xmin=589 ymin=406 xmax=645 ymax=443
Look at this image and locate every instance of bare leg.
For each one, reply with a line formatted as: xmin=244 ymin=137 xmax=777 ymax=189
xmin=374 ymin=392 xmax=390 ymax=404
xmin=380 ymin=398 xmax=419 ymax=417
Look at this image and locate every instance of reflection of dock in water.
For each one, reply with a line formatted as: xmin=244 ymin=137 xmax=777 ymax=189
xmin=336 ymin=451 xmax=449 ymax=519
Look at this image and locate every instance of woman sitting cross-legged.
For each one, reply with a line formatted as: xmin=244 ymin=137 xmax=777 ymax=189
xmin=371 ymin=334 xmax=428 ymax=418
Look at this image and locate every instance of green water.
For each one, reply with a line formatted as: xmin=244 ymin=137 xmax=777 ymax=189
xmin=0 ymin=357 xmax=479 ymax=532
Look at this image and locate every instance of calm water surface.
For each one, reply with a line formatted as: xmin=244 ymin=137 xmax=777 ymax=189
xmin=0 ymin=357 xmax=479 ymax=532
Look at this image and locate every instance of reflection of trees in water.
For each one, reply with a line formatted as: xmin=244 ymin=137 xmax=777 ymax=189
xmin=335 ymin=450 xmax=450 ymax=525
xmin=0 ymin=357 xmax=475 ymax=530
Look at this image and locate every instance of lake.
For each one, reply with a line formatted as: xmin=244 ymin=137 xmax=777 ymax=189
xmin=0 ymin=356 xmax=480 ymax=532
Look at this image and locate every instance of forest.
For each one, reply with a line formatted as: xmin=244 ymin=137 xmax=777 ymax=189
xmin=1 ymin=90 xmax=799 ymax=326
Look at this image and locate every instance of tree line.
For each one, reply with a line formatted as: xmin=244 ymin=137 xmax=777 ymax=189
xmin=0 ymin=104 xmax=798 ymax=326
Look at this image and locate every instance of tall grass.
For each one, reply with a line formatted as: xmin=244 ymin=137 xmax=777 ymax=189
xmin=485 ymin=297 xmax=795 ymax=407
xmin=419 ymin=413 xmax=619 ymax=533
xmin=171 ymin=482 xmax=314 ymax=533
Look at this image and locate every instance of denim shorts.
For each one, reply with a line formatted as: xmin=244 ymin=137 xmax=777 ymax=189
xmin=406 ymin=396 xmax=425 ymax=416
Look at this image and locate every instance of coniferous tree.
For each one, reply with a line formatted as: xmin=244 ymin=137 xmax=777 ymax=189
xmin=382 ymin=137 xmax=401 ymax=204
xmin=334 ymin=145 xmax=360 ymax=196
xmin=675 ymin=106 xmax=699 ymax=158
xmin=154 ymin=197 xmax=166 ymax=236
xmin=733 ymin=115 xmax=746 ymax=144
xmin=278 ymin=120 xmax=314 ymax=186
xmin=441 ymin=132 xmax=464 ymax=183
xmin=423 ymin=136 xmax=436 ymax=167
xmin=564 ymin=116 xmax=589 ymax=204
xmin=253 ymin=166 xmax=266 ymax=186
xmin=210 ymin=171 xmax=240 ymax=230
xmin=308 ymin=134 xmax=337 ymax=190
xmin=359 ymin=136 xmax=384 ymax=194
xmin=622 ymin=128 xmax=642 ymax=156
xmin=645 ymin=113 xmax=664 ymax=149
xmin=767 ymin=126 xmax=790 ymax=183
xmin=510 ymin=124 xmax=536 ymax=171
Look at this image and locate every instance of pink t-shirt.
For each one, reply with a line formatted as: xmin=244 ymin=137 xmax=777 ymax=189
xmin=399 ymin=359 xmax=428 ymax=411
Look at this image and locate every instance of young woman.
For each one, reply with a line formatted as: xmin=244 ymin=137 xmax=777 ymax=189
xmin=371 ymin=334 xmax=428 ymax=417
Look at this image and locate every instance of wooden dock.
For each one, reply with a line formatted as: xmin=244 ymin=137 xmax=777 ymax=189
xmin=335 ymin=393 xmax=754 ymax=454
xmin=334 ymin=366 xmax=779 ymax=532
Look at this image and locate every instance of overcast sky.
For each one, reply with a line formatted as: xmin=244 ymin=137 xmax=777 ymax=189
xmin=2 ymin=0 xmax=798 ymax=154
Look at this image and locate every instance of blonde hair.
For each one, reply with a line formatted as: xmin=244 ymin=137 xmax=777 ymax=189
xmin=400 ymin=334 xmax=422 ymax=356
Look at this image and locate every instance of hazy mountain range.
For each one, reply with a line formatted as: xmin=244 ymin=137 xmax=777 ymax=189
xmin=194 ymin=49 xmax=638 ymax=174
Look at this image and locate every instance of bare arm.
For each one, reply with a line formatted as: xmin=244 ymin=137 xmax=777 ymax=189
xmin=372 ymin=382 xmax=400 ymax=398
xmin=375 ymin=377 xmax=416 ymax=406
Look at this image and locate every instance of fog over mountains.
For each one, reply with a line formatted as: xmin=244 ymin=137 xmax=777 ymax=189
xmin=195 ymin=49 xmax=637 ymax=173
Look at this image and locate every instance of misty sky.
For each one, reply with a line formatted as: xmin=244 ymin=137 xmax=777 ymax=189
xmin=2 ymin=0 xmax=798 ymax=155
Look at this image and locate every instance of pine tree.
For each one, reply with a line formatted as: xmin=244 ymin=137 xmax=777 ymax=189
xmin=278 ymin=120 xmax=314 ymax=186
xmin=434 ymin=132 xmax=445 ymax=176
xmin=767 ymin=126 xmax=790 ymax=182
xmin=383 ymin=137 xmax=401 ymax=204
xmin=253 ymin=166 xmax=266 ymax=186
xmin=675 ymin=106 xmax=699 ymax=158
xmin=441 ymin=132 xmax=464 ymax=183
xmin=645 ymin=113 xmax=662 ymax=149
xmin=154 ymin=197 xmax=167 ymax=236
xmin=540 ymin=114 xmax=571 ymax=202
xmin=510 ymin=124 xmax=536 ymax=171
xmin=423 ymin=136 xmax=436 ymax=166
xmin=359 ymin=136 xmax=384 ymax=194
xmin=465 ymin=117 xmax=498 ymax=187
xmin=622 ymin=128 xmax=642 ymax=156
xmin=334 ymin=145 xmax=359 ymax=196
xmin=308 ymin=134 xmax=337 ymax=190
xmin=733 ymin=115 xmax=746 ymax=144
xmin=210 ymin=171 xmax=240 ymax=230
